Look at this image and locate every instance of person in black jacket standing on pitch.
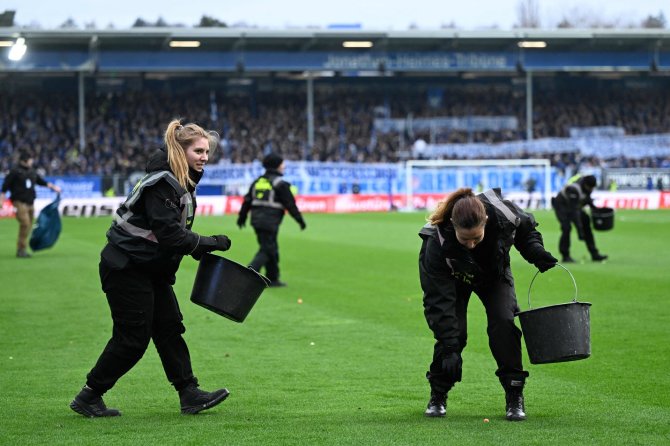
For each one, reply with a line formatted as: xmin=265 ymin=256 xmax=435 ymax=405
xmin=1 ymin=150 xmax=61 ymax=258
xmin=237 ymin=153 xmax=306 ymax=287
xmin=552 ymin=174 xmax=608 ymax=263
xmin=418 ymin=188 xmax=558 ymax=421
xmin=70 ymin=119 xmax=233 ymax=418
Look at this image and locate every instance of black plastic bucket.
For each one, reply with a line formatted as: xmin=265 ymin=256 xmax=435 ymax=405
xmin=516 ymin=264 xmax=592 ymax=364
xmin=190 ymin=253 xmax=270 ymax=322
xmin=592 ymin=207 xmax=614 ymax=231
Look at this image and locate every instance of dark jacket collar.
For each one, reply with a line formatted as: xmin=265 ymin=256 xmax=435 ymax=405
xmin=264 ymin=168 xmax=283 ymax=177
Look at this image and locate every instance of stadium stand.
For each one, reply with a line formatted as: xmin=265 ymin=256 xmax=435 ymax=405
xmin=1 ymin=28 xmax=669 ymax=183
xmin=2 ymin=79 xmax=669 ymax=175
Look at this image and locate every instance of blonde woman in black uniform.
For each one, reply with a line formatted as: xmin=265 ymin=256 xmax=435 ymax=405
xmin=70 ymin=120 xmax=233 ymax=417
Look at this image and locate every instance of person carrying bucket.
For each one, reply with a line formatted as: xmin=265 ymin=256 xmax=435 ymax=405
xmin=70 ymin=119 xmax=233 ymax=417
xmin=418 ymin=187 xmax=558 ymax=421
xmin=551 ymin=174 xmax=608 ymax=263
xmin=237 ymin=153 xmax=306 ymax=287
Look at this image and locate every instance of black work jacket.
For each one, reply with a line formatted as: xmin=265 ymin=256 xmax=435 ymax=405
xmin=238 ymin=169 xmax=304 ymax=231
xmin=418 ymin=189 xmax=549 ymax=348
xmin=1 ymin=164 xmax=48 ymax=204
xmin=552 ymin=178 xmax=595 ymax=231
xmin=101 ymin=149 xmax=201 ymax=278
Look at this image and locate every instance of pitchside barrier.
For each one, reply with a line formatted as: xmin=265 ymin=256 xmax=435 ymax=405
xmin=2 ymin=191 xmax=669 ymax=219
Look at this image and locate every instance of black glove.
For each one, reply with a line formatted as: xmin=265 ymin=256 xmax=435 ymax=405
xmin=441 ymin=351 xmax=463 ymax=382
xmin=237 ymin=216 xmax=246 ymax=229
xmin=191 ymin=234 xmax=231 ymax=260
xmin=212 ymin=235 xmax=232 ymax=252
xmin=299 ymin=220 xmax=306 ymax=231
xmin=535 ymin=250 xmax=558 ymax=273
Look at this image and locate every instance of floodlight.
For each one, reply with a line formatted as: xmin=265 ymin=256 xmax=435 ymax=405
xmin=169 ymin=40 xmax=201 ymax=48
xmin=342 ymin=41 xmax=373 ymax=48
xmin=8 ymin=37 xmax=26 ymax=61
xmin=517 ymin=41 xmax=547 ymax=48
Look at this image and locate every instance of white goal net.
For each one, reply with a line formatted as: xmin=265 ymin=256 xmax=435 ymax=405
xmin=404 ymin=159 xmax=553 ymax=211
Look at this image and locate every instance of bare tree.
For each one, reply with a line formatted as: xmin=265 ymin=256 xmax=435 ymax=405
xmin=0 ymin=10 xmax=15 ymax=27
xmin=641 ymin=11 xmax=666 ymax=28
xmin=198 ymin=15 xmax=227 ymax=27
xmin=554 ymin=6 xmax=635 ymax=28
xmin=517 ymin=0 xmax=541 ymax=28
xmin=59 ymin=18 xmax=78 ymax=29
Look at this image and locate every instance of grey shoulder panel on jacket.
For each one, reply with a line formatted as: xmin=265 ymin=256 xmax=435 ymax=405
xmin=419 ymin=223 xmax=437 ymax=239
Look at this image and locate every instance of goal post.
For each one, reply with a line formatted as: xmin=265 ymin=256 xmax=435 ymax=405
xmin=404 ymin=158 xmax=553 ymax=211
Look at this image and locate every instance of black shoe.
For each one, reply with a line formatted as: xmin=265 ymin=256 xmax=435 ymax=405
xmin=70 ymin=386 xmax=121 ymax=418
xmin=505 ymin=390 xmax=526 ymax=421
xmin=592 ymin=254 xmax=608 ymax=262
xmin=561 ymin=256 xmax=576 ymax=263
xmin=179 ymin=384 xmax=229 ymax=415
xmin=268 ymin=280 xmax=287 ymax=288
xmin=424 ymin=392 xmax=446 ymax=417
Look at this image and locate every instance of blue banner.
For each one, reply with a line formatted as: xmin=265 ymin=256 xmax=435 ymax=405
xmin=37 ymin=176 xmax=102 ymax=199
xmin=200 ymin=161 xmax=559 ymax=195
xmin=201 ymin=161 xmax=403 ymax=195
xmin=410 ymin=166 xmax=561 ymax=193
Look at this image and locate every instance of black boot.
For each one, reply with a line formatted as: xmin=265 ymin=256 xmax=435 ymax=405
xmin=505 ymin=389 xmax=526 ymax=421
xmin=70 ymin=386 xmax=121 ymax=418
xmin=179 ymin=383 xmax=229 ymax=414
xmin=424 ymin=391 xmax=446 ymax=417
xmin=500 ymin=377 xmax=527 ymax=421
xmin=591 ymin=253 xmax=608 ymax=262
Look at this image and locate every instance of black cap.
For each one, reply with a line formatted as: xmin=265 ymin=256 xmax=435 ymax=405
xmin=18 ymin=150 xmax=33 ymax=161
xmin=582 ymin=175 xmax=597 ymax=188
xmin=262 ymin=153 xmax=284 ymax=170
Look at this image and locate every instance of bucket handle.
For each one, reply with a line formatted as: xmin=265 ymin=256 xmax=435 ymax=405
xmin=249 ymin=267 xmax=272 ymax=287
xmin=527 ymin=263 xmax=578 ymax=309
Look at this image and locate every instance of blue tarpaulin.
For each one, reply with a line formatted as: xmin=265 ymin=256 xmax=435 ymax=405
xmin=29 ymin=194 xmax=61 ymax=251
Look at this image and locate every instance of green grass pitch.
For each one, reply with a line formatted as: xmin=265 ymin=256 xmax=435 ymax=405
xmin=1 ymin=210 xmax=669 ymax=445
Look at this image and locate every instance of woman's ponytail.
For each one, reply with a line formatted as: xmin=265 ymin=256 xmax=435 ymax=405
xmin=428 ymin=187 xmax=486 ymax=229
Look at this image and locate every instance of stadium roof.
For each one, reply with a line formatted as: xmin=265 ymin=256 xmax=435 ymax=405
xmin=1 ymin=27 xmax=669 ymax=74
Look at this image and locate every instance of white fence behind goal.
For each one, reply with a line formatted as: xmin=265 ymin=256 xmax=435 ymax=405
xmin=404 ymin=159 xmax=552 ymax=211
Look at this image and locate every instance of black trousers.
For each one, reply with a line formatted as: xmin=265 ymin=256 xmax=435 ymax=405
xmin=249 ymin=228 xmax=280 ymax=281
xmin=554 ymin=206 xmax=598 ymax=258
xmin=86 ymin=261 xmax=197 ymax=395
xmin=427 ymin=275 xmax=528 ymax=394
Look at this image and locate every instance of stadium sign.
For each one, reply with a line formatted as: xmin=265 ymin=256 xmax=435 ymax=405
xmin=603 ymin=169 xmax=670 ymax=190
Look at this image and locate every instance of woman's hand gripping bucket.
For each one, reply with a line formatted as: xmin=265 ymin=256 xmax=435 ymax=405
xmin=516 ymin=264 xmax=592 ymax=364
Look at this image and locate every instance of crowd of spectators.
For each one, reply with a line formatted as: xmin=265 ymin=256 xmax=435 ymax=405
xmin=1 ymin=80 xmax=669 ymax=177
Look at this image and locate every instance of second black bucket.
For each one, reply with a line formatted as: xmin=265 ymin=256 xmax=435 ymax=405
xmin=592 ymin=206 xmax=614 ymax=231
xmin=516 ymin=264 xmax=592 ymax=364
xmin=190 ymin=253 xmax=270 ymax=322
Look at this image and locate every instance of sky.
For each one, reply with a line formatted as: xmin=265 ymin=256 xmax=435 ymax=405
xmin=3 ymin=0 xmax=669 ymax=30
